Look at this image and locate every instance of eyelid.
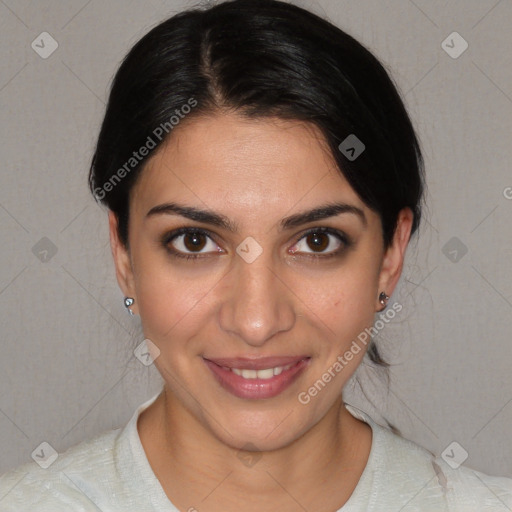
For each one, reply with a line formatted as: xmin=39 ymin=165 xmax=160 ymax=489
xmin=161 ymin=227 xmax=223 ymax=258
xmin=162 ymin=226 xmax=217 ymax=244
xmin=296 ymin=226 xmax=350 ymax=242
xmin=290 ymin=226 xmax=350 ymax=255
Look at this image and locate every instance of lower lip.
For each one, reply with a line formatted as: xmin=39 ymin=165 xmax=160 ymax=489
xmin=204 ymin=358 xmax=310 ymax=399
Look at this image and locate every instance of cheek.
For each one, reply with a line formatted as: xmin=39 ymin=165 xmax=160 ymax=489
xmin=292 ymin=256 xmax=381 ymax=390
xmin=299 ymin=257 xmax=379 ymax=334
xmin=138 ymin=279 xmax=210 ymax=344
xmin=132 ymin=247 xmax=213 ymax=342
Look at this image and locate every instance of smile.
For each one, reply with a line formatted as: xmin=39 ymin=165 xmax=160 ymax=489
xmin=203 ymin=356 xmax=310 ymax=399
xmin=230 ymin=363 xmax=296 ymax=379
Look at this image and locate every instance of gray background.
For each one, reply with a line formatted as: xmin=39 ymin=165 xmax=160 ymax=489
xmin=0 ymin=0 xmax=511 ymax=478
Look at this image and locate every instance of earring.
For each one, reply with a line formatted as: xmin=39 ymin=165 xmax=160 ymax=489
xmin=124 ymin=297 xmax=134 ymax=315
xmin=378 ymin=291 xmax=390 ymax=311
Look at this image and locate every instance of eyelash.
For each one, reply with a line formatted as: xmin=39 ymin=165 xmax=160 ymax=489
xmin=161 ymin=226 xmax=352 ymax=261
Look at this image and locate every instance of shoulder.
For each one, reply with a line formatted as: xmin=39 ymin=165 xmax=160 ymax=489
xmin=433 ymin=456 xmax=512 ymax=511
xmin=0 ymin=428 xmax=120 ymax=512
xmin=374 ymin=421 xmax=512 ymax=511
xmin=345 ymin=405 xmax=512 ymax=511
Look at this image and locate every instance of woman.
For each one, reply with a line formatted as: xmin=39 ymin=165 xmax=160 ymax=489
xmin=1 ymin=0 xmax=511 ymax=510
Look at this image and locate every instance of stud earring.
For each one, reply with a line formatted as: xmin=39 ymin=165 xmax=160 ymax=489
xmin=124 ymin=297 xmax=134 ymax=315
xmin=378 ymin=291 xmax=390 ymax=311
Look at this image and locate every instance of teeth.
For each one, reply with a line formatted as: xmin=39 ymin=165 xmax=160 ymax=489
xmin=231 ymin=362 xmax=296 ymax=379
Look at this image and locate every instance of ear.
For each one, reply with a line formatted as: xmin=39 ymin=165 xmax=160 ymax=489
xmin=108 ymin=210 xmax=137 ymax=314
xmin=376 ymin=207 xmax=413 ymax=310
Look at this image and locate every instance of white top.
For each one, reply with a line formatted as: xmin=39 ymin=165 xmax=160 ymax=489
xmin=1 ymin=393 xmax=511 ymax=511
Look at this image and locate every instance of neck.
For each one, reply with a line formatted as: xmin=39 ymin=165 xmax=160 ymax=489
xmin=138 ymin=388 xmax=372 ymax=512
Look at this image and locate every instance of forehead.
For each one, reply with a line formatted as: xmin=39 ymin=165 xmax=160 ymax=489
xmin=131 ymin=113 xmax=371 ymax=222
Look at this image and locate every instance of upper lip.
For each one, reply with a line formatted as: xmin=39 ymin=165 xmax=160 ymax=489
xmin=204 ymin=356 xmax=310 ymax=370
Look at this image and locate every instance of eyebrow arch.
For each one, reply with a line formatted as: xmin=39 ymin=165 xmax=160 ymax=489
xmin=145 ymin=201 xmax=367 ymax=231
xmin=281 ymin=202 xmax=367 ymax=230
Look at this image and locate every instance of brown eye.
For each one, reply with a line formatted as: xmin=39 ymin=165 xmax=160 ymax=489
xmin=182 ymin=232 xmax=207 ymax=252
xmin=163 ymin=227 xmax=222 ymax=259
xmin=290 ymin=227 xmax=349 ymax=257
xmin=305 ymin=232 xmax=329 ymax=252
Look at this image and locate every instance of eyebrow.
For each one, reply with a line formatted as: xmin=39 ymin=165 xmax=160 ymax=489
xmin=145 ymin=201 xmax=367 ymax=231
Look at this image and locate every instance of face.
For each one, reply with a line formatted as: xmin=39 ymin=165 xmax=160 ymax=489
xmin=110 ymin=112 xmax=411 ymax=451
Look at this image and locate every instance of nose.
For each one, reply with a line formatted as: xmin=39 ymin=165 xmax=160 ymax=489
xmin=218 ymin=248 xmax=296 ymax=347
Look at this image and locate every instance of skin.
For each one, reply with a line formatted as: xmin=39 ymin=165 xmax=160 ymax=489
xmin=109 ymin=112 xmax=413 ymax=512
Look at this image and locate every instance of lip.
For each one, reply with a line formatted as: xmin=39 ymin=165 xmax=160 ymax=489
xmin=203 ymin=356 xmax=311 ymax=399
